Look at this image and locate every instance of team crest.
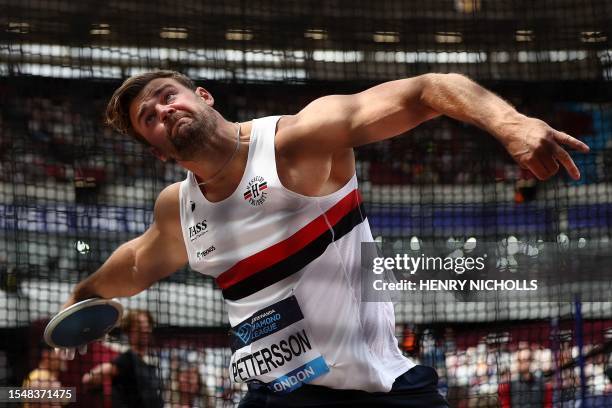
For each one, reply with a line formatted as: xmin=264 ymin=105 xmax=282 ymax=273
xmin=243 ymin=176 xmax=268 ymax=206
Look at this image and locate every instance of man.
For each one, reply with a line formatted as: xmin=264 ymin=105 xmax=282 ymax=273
xmin=498 ymin=343 xmax=552 ymax=408
xmin=23 ymin=341 xmax=66 ymax=408
xmin=59 ymin=71 xmax=588 ymax=407
xmin=82 ymin=309 xmax=163 ymax=408
xmin=167 ymin=364 xmax=204 ymax=408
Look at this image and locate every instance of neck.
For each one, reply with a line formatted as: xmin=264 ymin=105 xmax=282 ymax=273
xmin=197 ymin=122 xmax=241 ymax=186
xmin=185 ymin=120 xmax=251 ymax=201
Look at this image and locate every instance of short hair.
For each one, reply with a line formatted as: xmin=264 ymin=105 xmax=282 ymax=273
xmin=121 ymin=309 xmax=155 ymax=332
xmin=105 ymin=70 xmax=196 ymax=145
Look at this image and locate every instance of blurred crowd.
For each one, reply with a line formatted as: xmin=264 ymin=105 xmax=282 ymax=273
xmin=0 ymin=92 xmax=610 ymax=190
xmin=414 ymin=328 xmax=612 ymax=407
xmin=22 ymin=309 xmax=245 ymax=408
xmin=16 ymin=313 xmax=612 ymax=408
xmin=1 ymin=83 xmax=611 ymax=407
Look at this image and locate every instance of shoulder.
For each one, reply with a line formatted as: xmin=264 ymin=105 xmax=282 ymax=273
xmin=274 ymin=113 xmax=329 ymax=157
xmin=274 ymin=115 xmax=297 ymax=150
xmin=26 ymin=368 xmax=56 ymax=382
xmin=23 ymin=369 xmax=60 ymax=388
xmin=273 ymin=114 xmax=356 ymax=196
xmin=274 ymin=94 xmax=356 ymax=156
xmin=153 ymin=182 xmax=182 ymax=237
xmin=154 ymin=182 xmax=180 ymax=215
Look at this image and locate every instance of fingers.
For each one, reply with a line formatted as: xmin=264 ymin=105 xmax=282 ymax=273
xmin=78 ymin=344 xmax=88 ymax=355
xmin=555 ymin=131 xmax=590 ymax=153
xmin=54 ymin=347 xmax=77 ymax=360
xmin=531 ymin=130 xmax=588 ymax=180
xmin=526 ymin=160 xmax=550 ymax=181
xmin=540 ymin=156 xmax=559 ymax=178
xmin=552 ymin=131 xmax=588 ymax=180
xmin=63 ymin=348 xmax=76 ymax=360
xmin=552 ymin=143 xmax=581 ymax=180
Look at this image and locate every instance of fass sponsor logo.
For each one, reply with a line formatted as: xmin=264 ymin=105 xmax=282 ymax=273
xmin=187 ymin=219 xmax=208 ymax=241
xmin=196 ymin=245 xmax=216 ymax=260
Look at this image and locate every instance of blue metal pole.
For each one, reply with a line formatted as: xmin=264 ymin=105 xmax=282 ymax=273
xmin=550 ymin=317 xmax=561 ymax=407
xmin=574 ymin=295 xmax=587 ymax=403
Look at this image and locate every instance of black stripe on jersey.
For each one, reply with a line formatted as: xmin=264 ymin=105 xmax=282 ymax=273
xmin=221 ymin=203 xmax=366 ymax=301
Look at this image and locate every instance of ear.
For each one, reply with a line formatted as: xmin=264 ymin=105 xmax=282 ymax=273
xmin=148 ymin=146 xmax=168 ymax=162
xmin=195 ymin=87 xmax=214 ymax=106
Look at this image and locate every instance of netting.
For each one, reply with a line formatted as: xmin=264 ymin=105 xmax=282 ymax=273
xmin=0 ymin=0 xmax=611 ymax=406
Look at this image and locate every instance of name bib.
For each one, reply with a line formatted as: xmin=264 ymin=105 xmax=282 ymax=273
xmin=229 ymin=296 xmax=329 ymax=394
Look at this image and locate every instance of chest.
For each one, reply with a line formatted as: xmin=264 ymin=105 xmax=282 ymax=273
xmin=183 ymin=180 xmax=317 ymax=278
xmin=275 ymin=147 xmax=355 ymax=197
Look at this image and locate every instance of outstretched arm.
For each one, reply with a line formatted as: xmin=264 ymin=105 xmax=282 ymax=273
xmin=416 ymin=73 xmax=589 ymax=180
xmin=63 ymin=183 xmax=187 ymax=308
xmin=286 ymin=73 xmax=589 ymax=180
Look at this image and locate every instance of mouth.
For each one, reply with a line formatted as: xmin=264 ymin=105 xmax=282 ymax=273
xmin=172 ymin=117 xmax=190 ymax=137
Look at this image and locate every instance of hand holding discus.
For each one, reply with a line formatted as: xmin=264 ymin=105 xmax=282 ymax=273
xmin=45 ymin=298 xmax=123 ymax=360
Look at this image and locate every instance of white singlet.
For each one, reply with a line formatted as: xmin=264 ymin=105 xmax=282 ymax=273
xmin=178 ymin=116 xmax=414 ymax=393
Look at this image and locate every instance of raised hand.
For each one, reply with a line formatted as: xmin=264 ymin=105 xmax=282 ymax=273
xmin=502 ymin=117 xmax=590 ymax=180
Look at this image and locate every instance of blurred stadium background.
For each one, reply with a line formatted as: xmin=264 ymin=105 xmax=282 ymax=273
xmin=0 ymin=0 xmax=611 ymax=406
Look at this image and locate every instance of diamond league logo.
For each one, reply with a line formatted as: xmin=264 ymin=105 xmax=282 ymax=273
xmin=236 ymin=323 xmax=253 ymax=345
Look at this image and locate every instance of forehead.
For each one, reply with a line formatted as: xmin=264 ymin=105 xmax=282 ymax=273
xmin=128 ymin=78 xmax=190 ymax=120
xmin=517 ymin=349 xmax=531 ymax=360
xmin=136 ymin=312 xmax=151 ymax=323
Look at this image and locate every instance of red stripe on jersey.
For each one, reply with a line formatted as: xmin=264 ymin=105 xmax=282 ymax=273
xmin=216 ymin=189 xmax=362 ymax=289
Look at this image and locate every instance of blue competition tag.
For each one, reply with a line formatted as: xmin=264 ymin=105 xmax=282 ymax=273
xmin=229 ymin=296 xmax=303 ymax=351
xmin=228 ymin=295 xmax=330 ymax=393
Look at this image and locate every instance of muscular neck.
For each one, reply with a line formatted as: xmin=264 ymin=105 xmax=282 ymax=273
xmin=185 ymin=121 xmax=252 ymax=202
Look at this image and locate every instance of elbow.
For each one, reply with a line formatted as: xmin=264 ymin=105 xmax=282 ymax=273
xmin=420 ymin=72 xmax=469 ymax=93
xmin=418 ymin=72 xmax=472 ymax=112
xmin=421 ymin=72 xmax=472 ymax=90
xmin=418 ymin=73 xmax=446 ymax=105
xmin=130 ymin=263 xmax=157 ymax=295
xmin=414 ymin=74 xmax=451 ymax=118
xmin=422 ymin=72 xmax=468 ymax=81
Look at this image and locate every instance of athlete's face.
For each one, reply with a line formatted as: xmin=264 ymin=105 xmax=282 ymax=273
xmin=129 ymin=78 xmax=218 ymax=162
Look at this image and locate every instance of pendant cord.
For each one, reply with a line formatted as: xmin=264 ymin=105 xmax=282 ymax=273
xmin=197 ymin=122 xmax=241 ymax=186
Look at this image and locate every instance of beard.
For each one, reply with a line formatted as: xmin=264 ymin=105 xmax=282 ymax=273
xmin=168 ymin=109 xmax=218 ymax=161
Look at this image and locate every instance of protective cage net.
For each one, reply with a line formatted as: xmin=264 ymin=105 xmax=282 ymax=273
xmin=0 ymin=0 xmax=611 ymax=407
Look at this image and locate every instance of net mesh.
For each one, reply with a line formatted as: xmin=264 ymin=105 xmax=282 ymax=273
xmin=1 ymin=0 xmax=611 ymax=406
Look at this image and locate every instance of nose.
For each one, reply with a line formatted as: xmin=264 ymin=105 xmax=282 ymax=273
xmin=157 ymin=104 xmax=176 ymax=123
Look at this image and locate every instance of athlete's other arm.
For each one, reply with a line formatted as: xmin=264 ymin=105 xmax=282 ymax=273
xmin=63 ymin=182 xmax=187 ymax=308
xmin=283 ymin=73 xmax=589 ymax=181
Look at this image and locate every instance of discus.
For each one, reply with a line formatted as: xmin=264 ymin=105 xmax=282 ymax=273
xmin=44 ymin=298 xmax=123 ymax=348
